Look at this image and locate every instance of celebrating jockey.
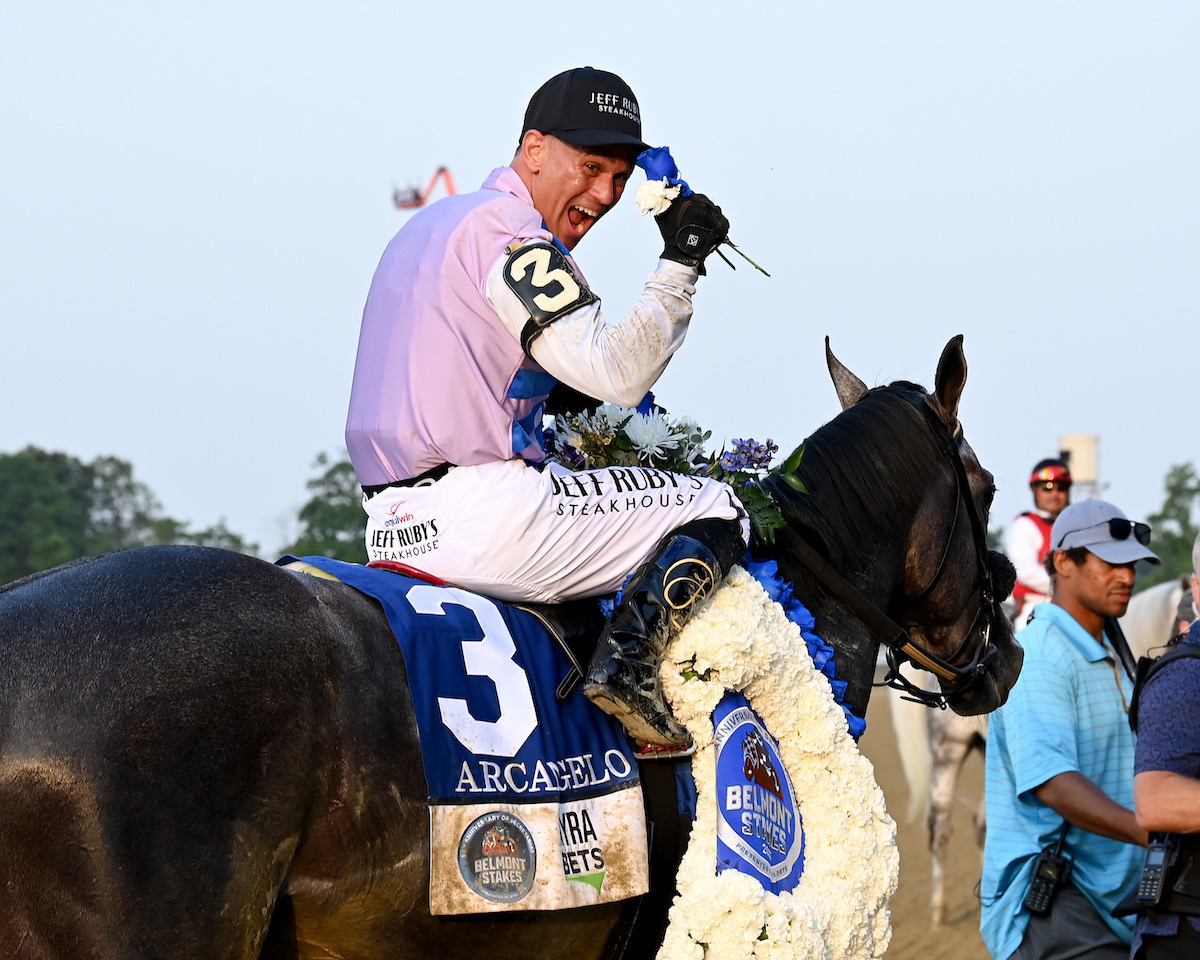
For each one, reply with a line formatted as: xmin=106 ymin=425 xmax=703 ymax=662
xmin=345 ymin=67 xmax=748 ymax=752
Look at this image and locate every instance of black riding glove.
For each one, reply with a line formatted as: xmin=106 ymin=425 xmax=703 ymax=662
xmin=654 ymin=192 xmax=729 ymax=273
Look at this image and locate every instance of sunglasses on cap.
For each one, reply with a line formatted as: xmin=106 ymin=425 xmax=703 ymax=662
xmin=1035 ymin=481 xmax=1071 ymax=493
xmin=1056 ymin=517 xmax=1152 ymax=549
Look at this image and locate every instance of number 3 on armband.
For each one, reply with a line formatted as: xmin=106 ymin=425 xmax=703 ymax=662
xmin=503 ymin=242 xmax=597 ymax=325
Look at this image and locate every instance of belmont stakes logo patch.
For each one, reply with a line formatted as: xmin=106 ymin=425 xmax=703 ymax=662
xmin=457 ymin=811 xmax=537 ymax=903
xmin=714 ymin=691 xmax=804 ymax=893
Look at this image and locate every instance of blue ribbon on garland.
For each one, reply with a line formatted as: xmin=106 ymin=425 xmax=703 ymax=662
xmin=606 ymin=557 xmax=867 ymax=741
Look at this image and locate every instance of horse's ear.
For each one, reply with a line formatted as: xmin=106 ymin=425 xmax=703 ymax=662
xmin=933 ymin=335 xmax=967 ymax=425
xmin=826 ymin=337 xmax=869 ymax=410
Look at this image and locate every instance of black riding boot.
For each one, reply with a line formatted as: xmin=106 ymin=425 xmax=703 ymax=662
xmin=583 ymin=520 xmax=745 ymax=748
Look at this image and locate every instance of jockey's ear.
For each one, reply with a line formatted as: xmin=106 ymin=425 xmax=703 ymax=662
xmin=933 ymin=335 xmax=967 ymax=426
xmin=518 ymin=130 xmax=547 ymax=173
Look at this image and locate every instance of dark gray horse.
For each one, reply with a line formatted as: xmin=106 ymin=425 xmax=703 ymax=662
xmin=0 ymin=337 xmax=1022 ymax=959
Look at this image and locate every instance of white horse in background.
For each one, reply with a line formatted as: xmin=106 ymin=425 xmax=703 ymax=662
xmin=1121 ymin=574 xmax=1194 ymax=661
xmin=891 ymin=576 xmax=1191 ymax=926
xmin=887 ymin=682 xmax=985 ymax=926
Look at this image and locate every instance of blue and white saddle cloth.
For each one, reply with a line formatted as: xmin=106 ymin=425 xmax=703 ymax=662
xmin=281 ymin=556 xmax=647 ymax=916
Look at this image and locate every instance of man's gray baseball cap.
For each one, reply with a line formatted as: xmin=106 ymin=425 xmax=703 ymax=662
xmin=1050 ymin=499 xmax=1161 ymax=565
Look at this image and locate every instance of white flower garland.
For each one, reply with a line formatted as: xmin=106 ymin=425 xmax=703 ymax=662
xmin=658 ymin=567 xmax=899 ymax=960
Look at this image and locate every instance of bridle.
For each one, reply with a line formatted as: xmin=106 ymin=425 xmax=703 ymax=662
xmin=772 ymin=386 xmax=999 ymax=710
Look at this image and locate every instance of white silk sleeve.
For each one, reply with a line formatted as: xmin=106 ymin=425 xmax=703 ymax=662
xmin=486 ymin=254 xmax=699 ymax=408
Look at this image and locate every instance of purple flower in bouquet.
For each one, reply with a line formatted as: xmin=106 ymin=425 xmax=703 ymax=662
xmin=718 ymin=438 xmax=779 ymax=473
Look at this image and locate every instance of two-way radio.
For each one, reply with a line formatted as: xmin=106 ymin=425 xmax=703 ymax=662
xmin=1137 ymin=834 xmax=1180 ymax=907
xmin=1023 ymin=824 xmax=1073 ymax=916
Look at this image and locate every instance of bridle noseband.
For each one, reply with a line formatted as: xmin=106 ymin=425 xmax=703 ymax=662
xmin=773 ymin=387 xmax=999 ymax=710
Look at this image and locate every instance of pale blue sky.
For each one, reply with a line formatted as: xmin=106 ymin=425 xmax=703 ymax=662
xmin=2 ymin=3 xmax=1196 ymax=560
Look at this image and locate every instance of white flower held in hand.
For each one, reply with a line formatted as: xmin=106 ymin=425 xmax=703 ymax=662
xmin=635 ymin=177 xmax=682 ymax=217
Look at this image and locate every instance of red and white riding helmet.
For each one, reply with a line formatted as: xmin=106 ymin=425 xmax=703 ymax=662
xmin=1029 ymin=458 xmax=1072 ymax=486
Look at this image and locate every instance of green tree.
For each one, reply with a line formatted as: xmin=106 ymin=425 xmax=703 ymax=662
xmin=0 ymin=446 xmax=257 ymax=586
xmin=149 ymin=516 xmax=258 ymax=554
xmin=285 ymin=452 xmax=364 ymax=562
xmin=1139 ymin=462 xmax=1200 ymax=589
xmin=0 ymin=447 xmax=94 ymax=583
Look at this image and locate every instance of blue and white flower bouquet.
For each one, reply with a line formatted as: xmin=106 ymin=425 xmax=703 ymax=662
xmin=544 ymin=400 xmax=785 ymax=543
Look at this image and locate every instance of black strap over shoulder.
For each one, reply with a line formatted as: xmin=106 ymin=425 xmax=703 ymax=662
xmin=1103 ymin=615 xmax=1139 ymax=683
xmin=1129 ymin=641 xmax=1200 ymax=733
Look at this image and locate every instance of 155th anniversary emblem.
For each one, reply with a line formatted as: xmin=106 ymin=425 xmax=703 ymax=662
xmin=457 ymin=810 xmax=537 ymax=902
xmin=714 ymin=691 xmax=805 ymax=893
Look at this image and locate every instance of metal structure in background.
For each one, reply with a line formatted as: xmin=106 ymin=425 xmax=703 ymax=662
xmin=393 ymin=167 xmax=457 ymax=211
xmin=1059 ymin=433 xmax=1101 ymax=500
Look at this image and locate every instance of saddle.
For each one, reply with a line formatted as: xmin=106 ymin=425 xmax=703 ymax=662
xmin=353 ymin=558 xmax=609 ymax=702
xmin=364 ymin=558 xmax=694 ymax=759
xmin=514 ymin=599 xmax=608 ymax=702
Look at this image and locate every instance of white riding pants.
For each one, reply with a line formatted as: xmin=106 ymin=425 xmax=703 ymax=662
xmin=361 ymin=460 xmax=748 ymax=603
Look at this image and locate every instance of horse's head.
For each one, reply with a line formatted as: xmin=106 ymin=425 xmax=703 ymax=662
xmin=767 ymin=337 xmax=1023 ymax=719
xmin=824 ymin=335 xmax=1023 ymax=716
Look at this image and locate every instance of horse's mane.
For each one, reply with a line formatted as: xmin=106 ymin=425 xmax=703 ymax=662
xmin=769 ymin=382 xmax=945 ymax=558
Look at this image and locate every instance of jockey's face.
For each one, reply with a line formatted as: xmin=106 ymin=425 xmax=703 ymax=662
xmin=521 ymin=134 xmax=637 ymax=250
xmin=1033 ymin=481 xmax=1071 ymax=519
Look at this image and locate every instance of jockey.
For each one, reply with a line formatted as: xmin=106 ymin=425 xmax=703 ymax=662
xmin=345 ymin=67 xmax=749 ymax=753
xmin=1004 ymin=458 xmax=1072 ymax=627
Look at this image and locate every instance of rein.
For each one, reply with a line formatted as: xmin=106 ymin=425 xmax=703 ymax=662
xmin=772 ymin=388 xmax=998 ymax=710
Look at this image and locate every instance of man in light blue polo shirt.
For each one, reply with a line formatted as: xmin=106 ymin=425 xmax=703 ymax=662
xmin=981 ymin=499 xmax=1159 ymax=960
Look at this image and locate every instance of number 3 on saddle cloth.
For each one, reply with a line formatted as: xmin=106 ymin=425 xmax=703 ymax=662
xmin=279 ymin=555 xmax=652 ymax=916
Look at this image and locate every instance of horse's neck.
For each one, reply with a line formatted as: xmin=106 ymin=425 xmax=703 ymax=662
xmin=813 ymin=603 xmax=880 ymax=721
xmin=770 ymin=427 xmax=929 ymax=721
xmin=776 ymin=553 xmax=884 ymax=721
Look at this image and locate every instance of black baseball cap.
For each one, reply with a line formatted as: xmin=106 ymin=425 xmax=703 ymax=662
xmin=521 ymin=67 xmax=649 ymax=152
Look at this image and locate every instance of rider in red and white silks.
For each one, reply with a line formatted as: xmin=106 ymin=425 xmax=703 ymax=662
xmin=1005 ymin=459 xmax=1072 ymax=627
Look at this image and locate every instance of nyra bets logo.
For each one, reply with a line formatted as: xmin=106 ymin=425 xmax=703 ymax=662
xmin=714 ymin=692 xmax=804 ymax=893
xmin=458 ymin=811 xmax=537 ymax=902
